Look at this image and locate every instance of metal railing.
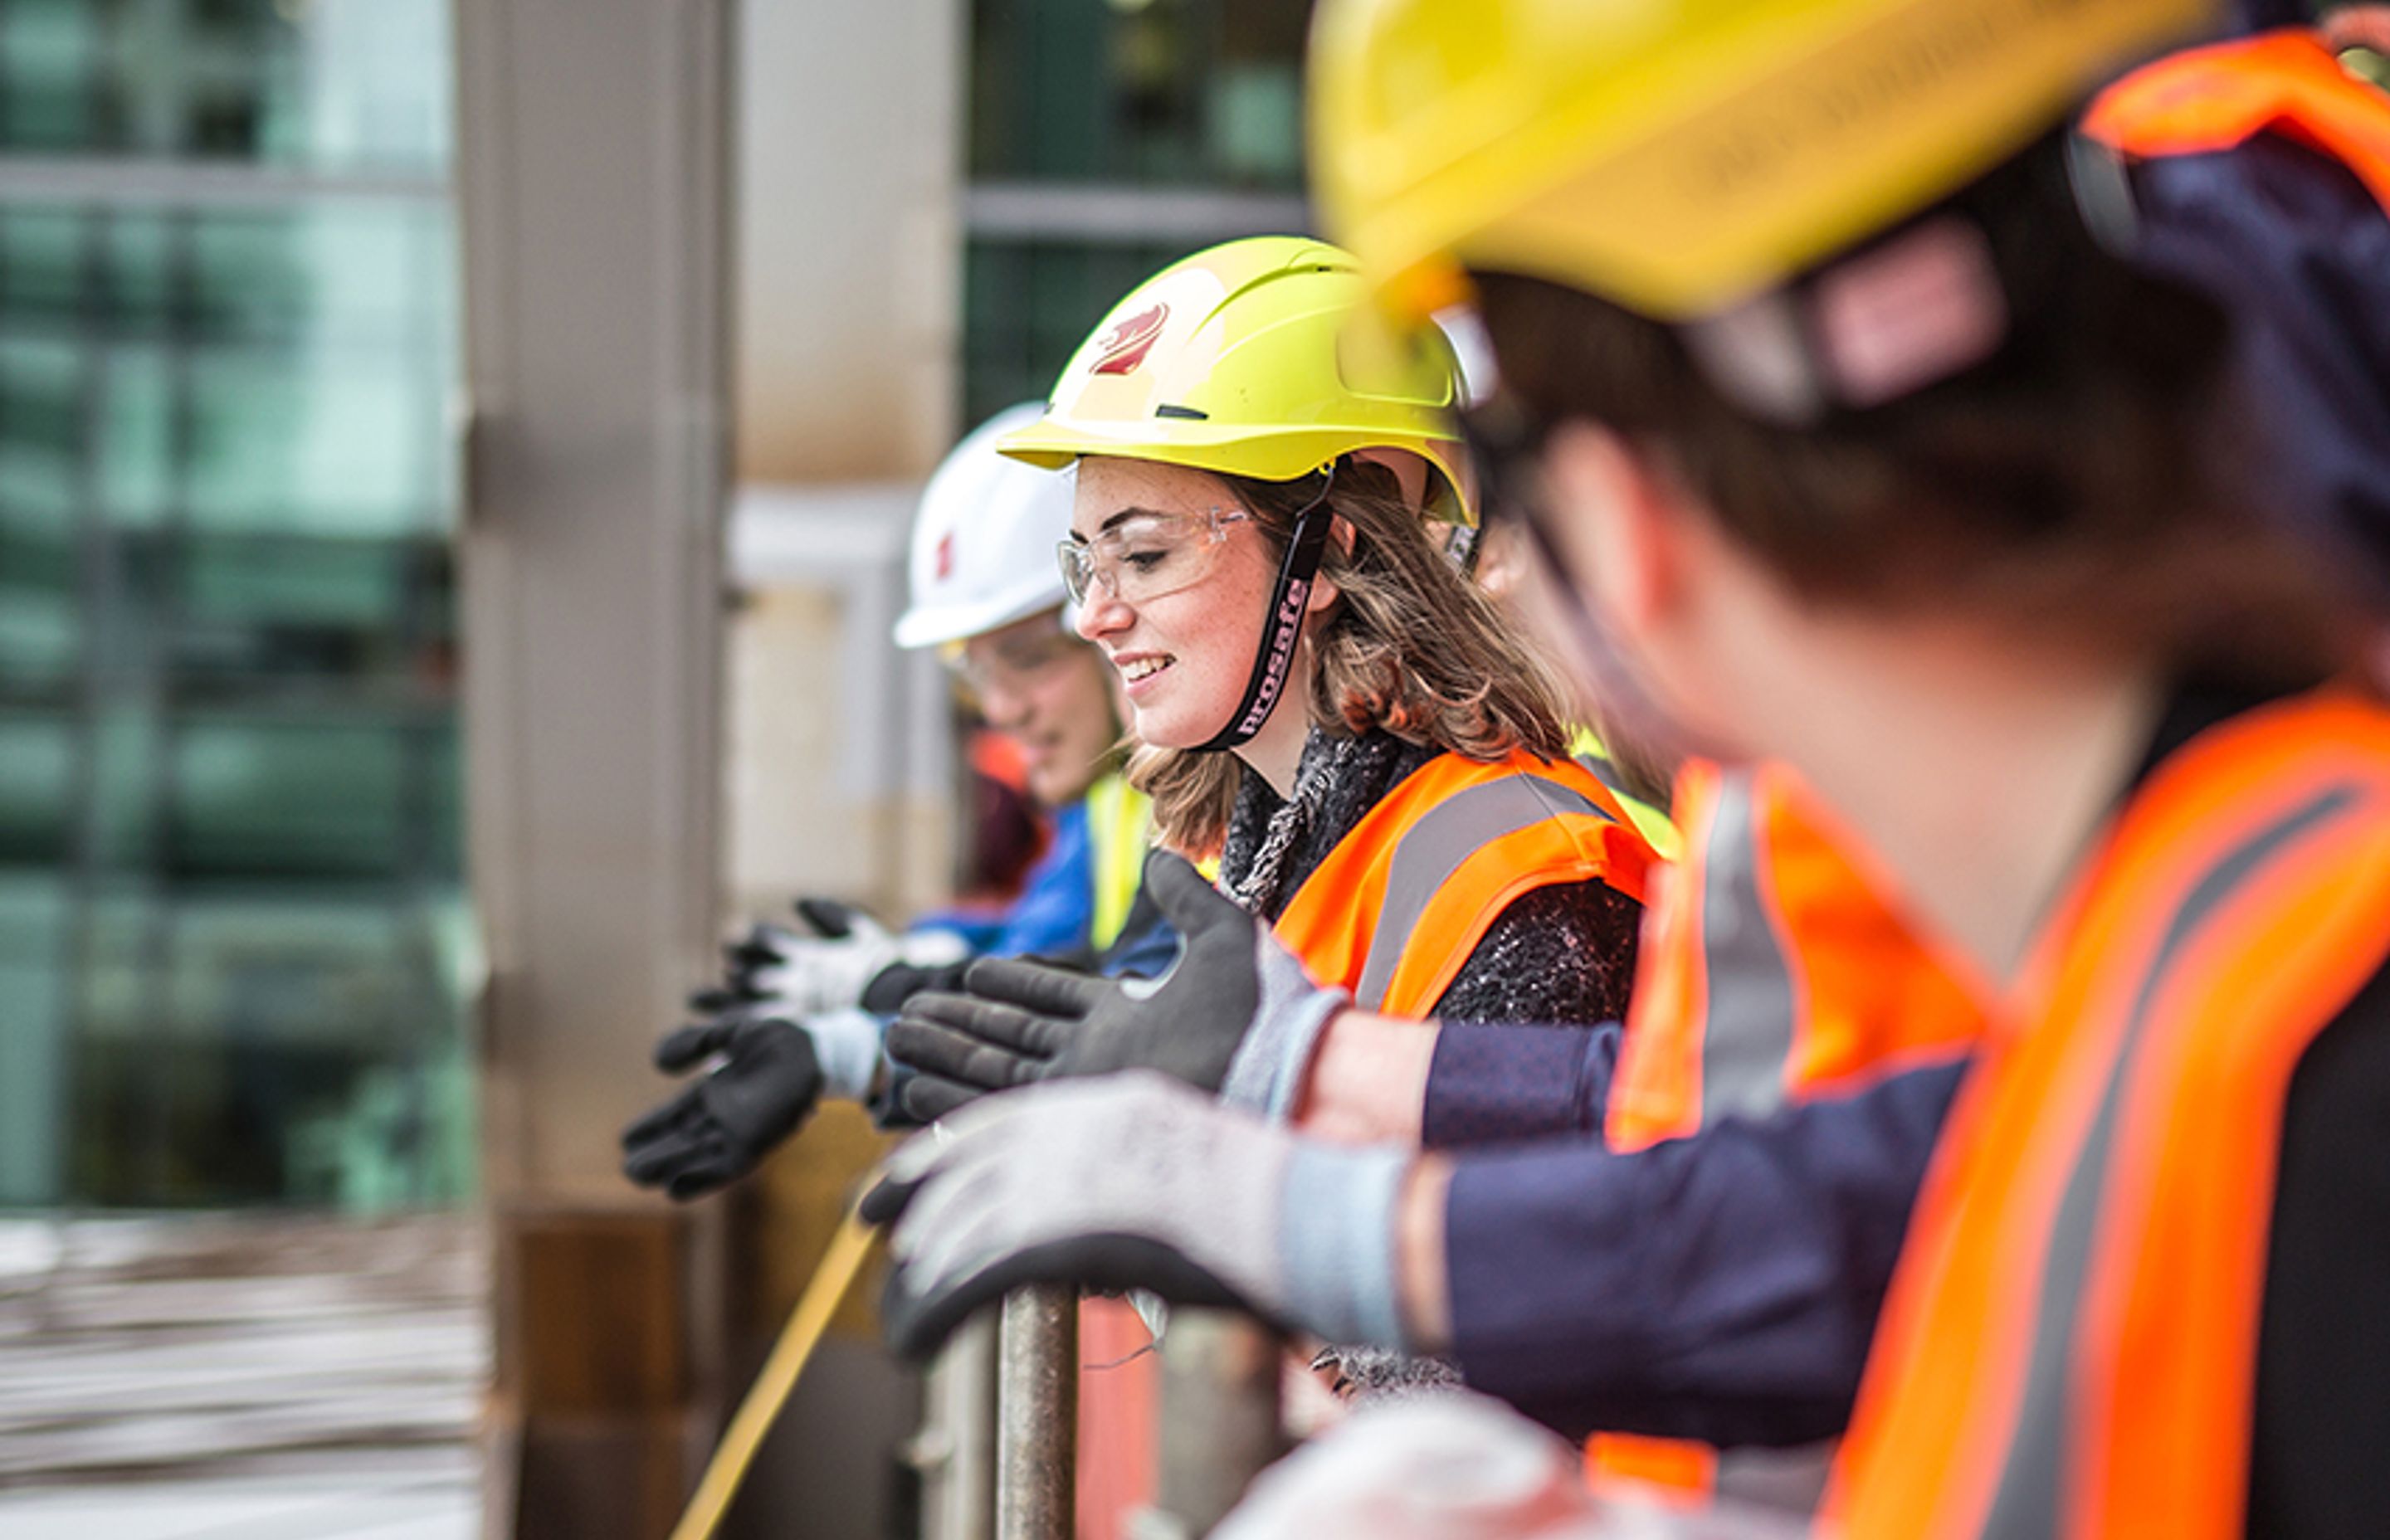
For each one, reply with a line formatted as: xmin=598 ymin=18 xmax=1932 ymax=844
xmin=922 ymin=1290 xmax=1284 ymax=1540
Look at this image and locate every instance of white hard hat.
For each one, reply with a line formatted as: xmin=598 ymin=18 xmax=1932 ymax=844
xmin=893 ymin=402 xmax=1079 ymax=650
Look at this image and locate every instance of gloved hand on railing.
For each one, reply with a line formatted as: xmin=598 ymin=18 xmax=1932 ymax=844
xmin=886 ymin=850 xmax=1347 ymax=1122
xmin=861 ymin=1070 xmax=1409 ymax=1361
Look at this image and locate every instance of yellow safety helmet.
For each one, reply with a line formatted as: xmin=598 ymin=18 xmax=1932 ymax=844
xmin=998 ymin=235 xmax=1475 ymax=523
xmin=1310 ymin=0 xmax=2221 ymax=324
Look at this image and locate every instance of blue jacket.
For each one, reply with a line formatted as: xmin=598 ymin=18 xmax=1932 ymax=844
xmin=1422 ymin=1017 xmax=1963 ymax=1447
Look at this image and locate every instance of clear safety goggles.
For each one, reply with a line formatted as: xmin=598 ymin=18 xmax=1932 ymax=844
xmin=1056 ymin=507 xmax=1253 ymax=608
xmin=941 ymin=621 xmax=1085 ymax=698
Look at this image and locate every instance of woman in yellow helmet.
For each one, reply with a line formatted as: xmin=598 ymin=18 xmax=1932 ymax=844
xmin=895 ymin=236 xmax=1661 ymax=1141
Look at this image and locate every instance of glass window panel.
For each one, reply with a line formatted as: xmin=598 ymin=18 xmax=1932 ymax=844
xmin=168 ymin=536 xmax=452 ymax=694
xmin=1 ymin=1 xmax=463 ymax=1211
xmin=0 ymin=569 xmax=80 ymax=687
xmin=1210 ymin=61 xmax=1300 ymax=184
xmin=963 ymin=236 xmax=1206 ymax=426
xmin=0 ymin=332 xmax=88 ymax=452
xmin=175 ymin=204 xmax=454 ymax=349
xmin=0 ymin=0 xmax=100 ymax=152
xmin=178 ymin=534 xmax=399 ymax=631
xmin=164 ymin=894 xmax=417 ymax=1045
xmin=68 ymin=889 xmax=466 ymax=1204
xmin=100 ymin=212 xmax=176 ymax=331
xmin=0 ymin=446 xmax=76 ymax=530
xmin=68 ymin=886 xmax=159 ymax=1043
xmin=0 ymin=873 xmax=71 ymax=1204
xmin=168 ymin=715 xmax=406 ymax=877
xmin=0 ymin=208 xmax=89 ymax=324
xmin=187 ymin=214 xmax=308 ymax=340
xmin=0 ymin=711 xmax=75 ymax=861
xmin=183 ymin=349 xmax=437 ymax=535
xmin=97 ymin=343 xmax=173 ymax=525
xmin=85 ymin=700 xmax=159 ymax=873
xmin=2 ymin=0 xmax=451 ymax=173
xmin=419 ymin=719 xmax=461 ymax=883
xmin=968 ymin=0 xmax=1311 ymax=188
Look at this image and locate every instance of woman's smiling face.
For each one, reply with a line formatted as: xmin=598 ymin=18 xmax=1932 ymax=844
xmin=1068 ymin=456 xmax=1285 ymax=749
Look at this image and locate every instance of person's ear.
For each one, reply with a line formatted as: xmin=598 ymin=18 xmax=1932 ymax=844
xmin=1539 ymin=421 xmax=1686 ymax=646
xmin=1307 ymin=515 xmax=1356 ymax=614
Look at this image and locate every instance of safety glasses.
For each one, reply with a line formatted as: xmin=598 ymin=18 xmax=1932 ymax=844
xmin=1056 ymin=507 xmax=1254 ymax=608
xmin=1460 ymin=392 xmax=1606 ymax=634
xmin=942 ymin=622 xmax=1084 ymax=699
xmin=1456 ymin=392 xmax=1551 ymax=542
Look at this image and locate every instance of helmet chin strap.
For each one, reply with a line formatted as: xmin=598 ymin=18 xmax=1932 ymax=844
xmin=1196 ymin=463 xmax=1339 ymax=753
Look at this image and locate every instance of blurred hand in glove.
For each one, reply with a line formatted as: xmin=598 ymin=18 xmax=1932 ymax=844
xmin=705 ymin=898 xmax=972 ymax=1021
xmin=861 ymin=1070 xmax=1410 ymax=1360
xmin=619 ymin=999 xmax=886 ymax=1199
xmin=887 ymin=850 xmax=1346 ymax=1123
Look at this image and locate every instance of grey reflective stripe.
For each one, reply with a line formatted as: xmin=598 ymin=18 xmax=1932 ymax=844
xmin=1349 ymin=773 xmax=1611 ymax=1011
xmin=1575 ymin=749 xmax=1629 ymax=797
xmin=1715 ymin=1440 xmax=1836 ymax=1515
xmin=1698 ymin=772 xmax=1801 ymax=1126
xmin=1979 ymin=783 xmax=2362 ymax=1539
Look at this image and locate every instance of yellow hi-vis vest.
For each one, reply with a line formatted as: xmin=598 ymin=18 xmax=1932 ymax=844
xmin=1085 ymin=769 xmax=1151 ymax=951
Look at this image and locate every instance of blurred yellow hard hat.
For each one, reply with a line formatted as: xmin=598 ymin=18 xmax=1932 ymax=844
xmin=997 ymin=235 xmax=1475 ymax=522
xmin=1310 ymin=0 xmax=2222 ymax=323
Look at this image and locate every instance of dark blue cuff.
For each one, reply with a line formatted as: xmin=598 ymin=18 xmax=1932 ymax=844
xmin=1422 ymin=1021 xmax=1619 ymax=1148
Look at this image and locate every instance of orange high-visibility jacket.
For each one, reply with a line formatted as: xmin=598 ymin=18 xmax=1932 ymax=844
xmin=1829 ymin=690 xmax=2390 ymax=1538
xmin=2081 ymin=28 xmax=2390 ymax=207
xmin=1587 ymin=760 xmax=1990 ymax=1507
xmin=1272 ymin=746 xmax=1659 ymax=1019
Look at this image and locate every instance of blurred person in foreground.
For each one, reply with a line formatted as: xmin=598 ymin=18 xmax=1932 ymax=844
xmin=620 ymin=405 xmax=1161 ymax=1200
xmin=867 ymin=2 xmax=2390 ymax=1535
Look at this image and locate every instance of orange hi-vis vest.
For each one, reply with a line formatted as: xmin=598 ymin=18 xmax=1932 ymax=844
xmin=1080 ymin=746 xmax=1653 ymax=1540
xmin=1829 ymin=690 xmax=2390 ymax=1539
xmin=2081 ymin=28 xmax=2390 ymax=210
xmin=1587 ymin=761 xmax=1991 ymax=1508
xmin=1271 ymin=746 xmax=1660 ymax=1018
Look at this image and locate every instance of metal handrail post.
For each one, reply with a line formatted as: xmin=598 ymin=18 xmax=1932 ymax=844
xmin=996 ymin=1284 xmax=1078 ymax=1540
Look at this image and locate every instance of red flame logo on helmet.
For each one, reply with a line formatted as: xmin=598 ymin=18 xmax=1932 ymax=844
xmin=1090 ymin=304 xmax=1169 ymax=377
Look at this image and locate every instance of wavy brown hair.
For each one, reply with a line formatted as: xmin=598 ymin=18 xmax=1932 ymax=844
xmin=1132 ymin=457 xmax=1576 ymax=855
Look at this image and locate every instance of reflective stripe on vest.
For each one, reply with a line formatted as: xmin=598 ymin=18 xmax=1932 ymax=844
xmin=1832 ymin=691 xmax=2390 ymax=1539
xmin=1605 ymin=761 xmax=1988 ymax=1152
xmin=2084 ymin=29 xmax=2390 ymax=212
xmin=1592 ymin=760 xmax=1990 ymax=1510
xmin=1085 ymin=769 xmax=1152 ymax=951
xmin=1272 ymin=748 xmax=1658 ymax=1020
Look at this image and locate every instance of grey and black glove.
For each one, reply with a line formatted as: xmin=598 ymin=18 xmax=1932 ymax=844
xmin=887 ymin=850 xmax=1346 ymax=1123
xmin=620 ymin=1016 xmax=825 ymax=1200
xmin=713 ymin=898 xmax=972 ymax=1021
xmin=861 ymin=1071 xmax=1410 ymax=1361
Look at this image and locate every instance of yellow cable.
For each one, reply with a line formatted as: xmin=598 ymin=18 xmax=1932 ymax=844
xmin=669 ymin=1207 xmax=883 ymax=1540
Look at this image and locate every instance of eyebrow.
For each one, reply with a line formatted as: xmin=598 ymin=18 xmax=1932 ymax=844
xmin=1074 ymin=505 xmax=1170 ymax=541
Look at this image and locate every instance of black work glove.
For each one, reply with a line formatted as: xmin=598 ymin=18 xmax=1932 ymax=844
xmin=620 ymin=1016 xmax=824 ymax=1200
xmin=886 ymin=850 xmax=1348 ymax=1123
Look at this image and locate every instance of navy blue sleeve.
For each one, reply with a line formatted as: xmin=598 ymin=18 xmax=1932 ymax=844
xmin=1444 ymin=1055 xmax=1968 ymax=1448
xmin=988 ymin=801 xmax=1097 ymax=959
xmin=1422 ymin=1021 xmax=1621 ymax=1148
